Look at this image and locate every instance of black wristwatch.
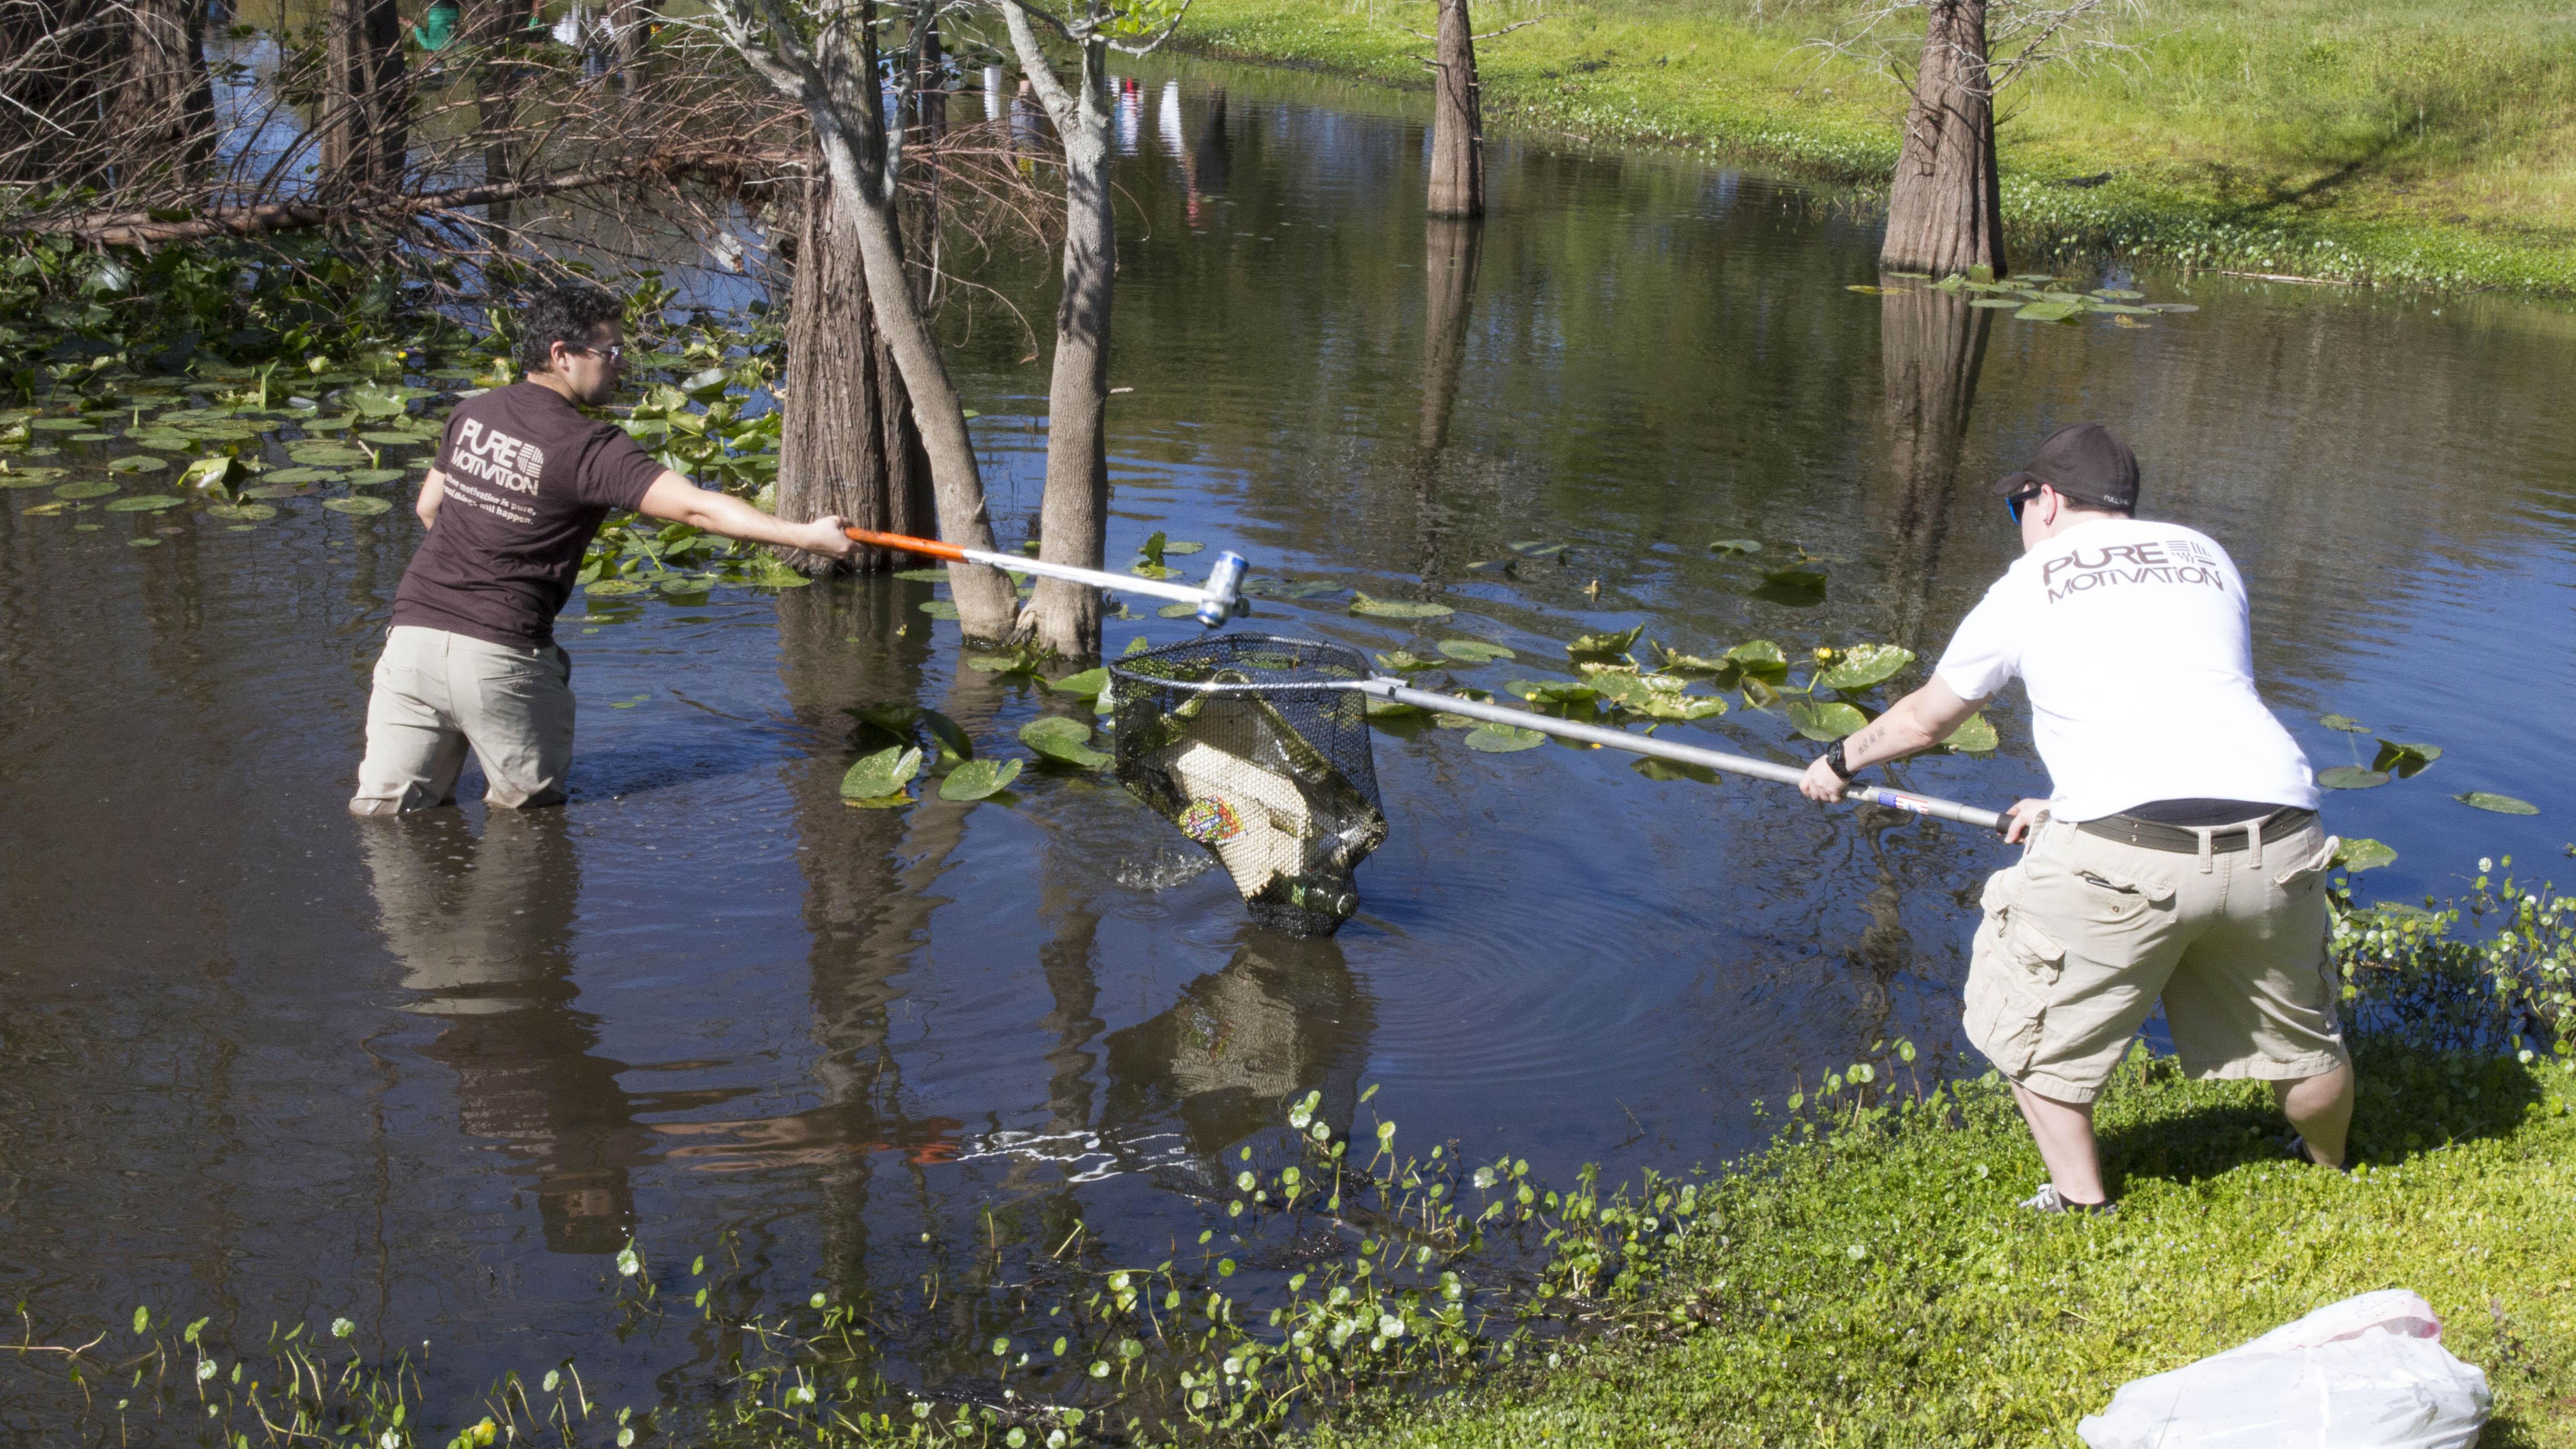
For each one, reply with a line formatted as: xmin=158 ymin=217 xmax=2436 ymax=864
xmin=1825 ymin=739 xmax=1858 ymax=782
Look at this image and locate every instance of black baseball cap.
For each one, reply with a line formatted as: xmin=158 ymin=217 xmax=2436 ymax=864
xmin=1997 ymin=423 xmax=2139 ymax=511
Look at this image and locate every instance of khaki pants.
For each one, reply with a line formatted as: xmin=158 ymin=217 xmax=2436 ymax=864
xmin=1964 ymin=814 xmax=2349 ymax=1104
xmin=350 ymin=625 xmax=574 ymax=813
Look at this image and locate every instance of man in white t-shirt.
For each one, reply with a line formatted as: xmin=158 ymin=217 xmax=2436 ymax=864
xmin=1797 ymin=423 xmax=2353 ymax=1214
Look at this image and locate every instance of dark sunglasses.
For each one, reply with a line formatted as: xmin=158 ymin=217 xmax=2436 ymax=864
xmin=2006 ymin=486 xmax=2042 ymax=525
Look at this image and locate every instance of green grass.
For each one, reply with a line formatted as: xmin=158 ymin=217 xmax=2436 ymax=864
xmin=1177 ymin=0 xmax=2576 ymax=295
xmin=1315 ymin=1042 xmax=2576 ymax=1448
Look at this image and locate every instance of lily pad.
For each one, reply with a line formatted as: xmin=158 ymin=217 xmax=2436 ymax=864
xmin=1020 ymin=717 xmax=1110 ymax=769
xmin=242 ymin=483 xmax=313 ymax=499
xmin=31 ymin=417 xmax=94 ymax=431
xmin=262 ymin=467 xmax=342 ymax=484
xmin=1375 ymin=650 xmax=1442 ymax=674
xmin=840 ymin=745 xmax=924 ymax=801
xmin=585 ymin=579 xmax=647 ymax=596
xmin=323 ymin=496 xmax=393 ymax=515
xmin=2370 ymin=739 xmax=2442 ymax=778
xmin=1750 ymin=568 xmax=1828 ymax=607
xmin=178 ymin=456 xmax=246 ymax=491
xmin=1048 ymin=667 xmax=1111 ymax=699
xmin=344 ymin=469 xmax=407 ymax=486
xmin=919 ymin=599 xmax=962 ymax=619
xmin=54 ymin=481 xmax=119 ymax=499
xmin=1969 ymin=297 xmax=2030 ymax=309
xmin=127 ymin=537 xmax=163 ymax=548
xmin=1707 ymin=538 xmax=1762 ymax=556
xmin=2013 ymin=301 xmax=2082 ymax=323
xmin=204 ymin=503 xmax=277 ymax=521
xmin=2145 ymin=303 xmax=2200 ymax=314
xmin=2091 ymin=288 xmax=2146 ymax=301
xmin=1942 ymin=713 xmax=1998 ymax=753
xmin=1816 ymin=644 xmax=1916 ymax=691
xmin=1364 ymin=696 xmax=1425 ymax=719
xmin=1786 ymin=701 xmax=1868 ymax=741
xmin=1160 ymin=540 xmax=1204 ymax=555
xmin=2454 ymin=792 xmax=2537 ymax=815
xmin=103 ymin=494 xmax=185 ymax=512
xmin=2319 ymin=714 xmax=2371 ymax=733
xmin=106 ymin=455 xmax=169 ymax=473
xmin=0 ymin=470 xmax=65 ymax=489
xmin=1724 ymin=640 xmax=1789 ymax=676
xmin=1846 ymin=284 xmax=1910 ymax=295
xmin=1566 ymin=624 xmax=1645 ymax=661
xmin=893 ymin=568 xmax=950 ymax=582
xmin=358 ymin=431 xmax=431 ymax=446
xmin=1462 ymin=722 xmax=1546 ymax=753
xmin=2317 ymin=766 xmax=2390 ymax=790
xmin=1157 ymin=602 xmax=1202 ymax=619
xmin=1350 ymin=591 xmax=1453 ymax=619
xmin=1437 ymin=640 xmax=1517 ymax=664
xmin=2332 ymin=837 xmax=2397 ymax=872
xmin=939 ymin=757 xmax=1022 ymax=802
xmin=1246 ymin=577 xmax=1344 ymax=600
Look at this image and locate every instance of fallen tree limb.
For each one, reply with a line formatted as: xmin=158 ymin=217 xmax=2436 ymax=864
xmin=3 ymin=151 xmax=801 ymax=246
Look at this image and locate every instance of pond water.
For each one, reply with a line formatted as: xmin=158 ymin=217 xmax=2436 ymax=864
xmin=4 ymin=52 xmax=2574 ymax=1429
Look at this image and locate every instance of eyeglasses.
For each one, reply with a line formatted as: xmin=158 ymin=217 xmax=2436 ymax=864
xmin=569 ymin=342 xmax=625 ymax=364
xmin=2006 ymin=487 xmax=2041 ymax=525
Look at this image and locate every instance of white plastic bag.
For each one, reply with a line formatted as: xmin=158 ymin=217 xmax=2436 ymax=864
xmin=2078 ymin=1290 xmax=2491 ymax=1449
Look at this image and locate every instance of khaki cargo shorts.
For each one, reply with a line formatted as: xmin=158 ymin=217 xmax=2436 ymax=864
xmin=1963 ymin=813 xmax=2349 ymax=1104
xmin=350 ymin=625 xmax=575 ymax=813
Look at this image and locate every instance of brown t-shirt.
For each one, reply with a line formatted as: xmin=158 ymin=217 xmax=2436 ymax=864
xmin=391 ymin=383 xmax=665 ymax=649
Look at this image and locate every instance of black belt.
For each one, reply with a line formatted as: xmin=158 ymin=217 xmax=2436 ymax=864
xmin=2077 ymin=807 xmax=2316 ymax=855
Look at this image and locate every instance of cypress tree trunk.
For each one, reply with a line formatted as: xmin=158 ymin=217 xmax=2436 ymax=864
xmin=468 ymin=0 xmax=516 ymax=225
xmin=1426 ymin=0 xmax=1483 ymax=218
xmin=320 ymin=0 xmax=407 ymax=191
xmin=800 ymin=3 xmax=1023 ymax=640
xmin=1880 ymin=0 xmax=2004 ymax=277
xmin=1000 ymin=1 xmax=1114 ymax=660
xmin=111 ymin=0 xmax=215 ymax=173
xmin=775 ymin=174 xmax=935 ymax=575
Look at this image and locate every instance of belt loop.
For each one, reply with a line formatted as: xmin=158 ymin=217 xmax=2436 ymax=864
xmin=2246 ymin=819 xmax=2263 ymax=870
xmin=2194 ymin=826 xmax=2215 ymax=874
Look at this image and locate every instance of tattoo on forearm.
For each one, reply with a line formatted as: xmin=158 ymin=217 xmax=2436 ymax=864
xmin=1845 ymin=722 xmax=1884 ymax=762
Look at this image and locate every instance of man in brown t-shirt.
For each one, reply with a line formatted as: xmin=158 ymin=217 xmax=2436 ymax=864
xmin=350 ymin=283 xmax=860 ymax=813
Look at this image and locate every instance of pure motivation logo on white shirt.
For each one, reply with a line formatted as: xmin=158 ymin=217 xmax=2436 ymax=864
xmin=2039 ymin=534 xmax=2228 ymax=603
xmin=1934 ymin=518 xmax=2317 ymax=822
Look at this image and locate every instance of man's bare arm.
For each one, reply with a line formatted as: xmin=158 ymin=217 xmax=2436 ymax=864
xmin=1796 ymin=677 xmax=1983 ymax=803
xmin=636 ymin=472 xmax=860 ymax=561
xmin=416 ymin=468 xmax=447 ymax=528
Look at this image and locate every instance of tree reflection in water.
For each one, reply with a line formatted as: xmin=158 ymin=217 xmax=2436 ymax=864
xmin=1876 ymin=279 xmax=1995 ymax=653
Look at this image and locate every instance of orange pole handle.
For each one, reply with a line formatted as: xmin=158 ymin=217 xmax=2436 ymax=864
xmin=843 ymin=526 xmax=967 ymax=563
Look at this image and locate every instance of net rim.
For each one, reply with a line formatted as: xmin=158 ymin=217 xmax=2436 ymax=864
xmin=1106 ymin=633 xmax=1375 ymax=694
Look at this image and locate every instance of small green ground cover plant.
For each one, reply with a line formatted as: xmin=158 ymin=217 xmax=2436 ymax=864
xmin=1177 ymin=0 xmax=2576 ymax=296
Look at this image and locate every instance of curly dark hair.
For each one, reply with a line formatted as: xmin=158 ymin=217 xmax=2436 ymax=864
xmin=515 ymin=282 xmax=625 ymax=373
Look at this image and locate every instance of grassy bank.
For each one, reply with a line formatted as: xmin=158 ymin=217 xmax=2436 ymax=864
xmin=1177 ymin=0 xmax=2576 ymax=297
xmin=1319 ymin=1046 xmax=2576 ymax=1447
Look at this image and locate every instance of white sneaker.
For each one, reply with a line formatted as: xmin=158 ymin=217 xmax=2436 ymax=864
xmin=2018 ymin=1183 xmax=2116 ymax=1216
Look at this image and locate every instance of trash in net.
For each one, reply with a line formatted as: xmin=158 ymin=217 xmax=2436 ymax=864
xmin=1111 ymin=635 xmax=1387 ymax=937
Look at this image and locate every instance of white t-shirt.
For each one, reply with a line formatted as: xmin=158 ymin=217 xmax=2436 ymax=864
xmin=1933 ymin=517 xmax=2317 ymax=823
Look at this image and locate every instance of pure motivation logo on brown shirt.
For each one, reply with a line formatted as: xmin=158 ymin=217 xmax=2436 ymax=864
xmin=391 ymin=383 xmax=664 ymax=650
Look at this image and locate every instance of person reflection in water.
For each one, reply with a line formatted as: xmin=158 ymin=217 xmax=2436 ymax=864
xmin=362 ymin=810 xmax=650 ymax=1253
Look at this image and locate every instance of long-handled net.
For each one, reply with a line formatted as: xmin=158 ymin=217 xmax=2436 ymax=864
xmin=1111 ymin=636 xmax=1387 ymax=938
xmin=1112 ymin=634 xmax=2006 ymax=938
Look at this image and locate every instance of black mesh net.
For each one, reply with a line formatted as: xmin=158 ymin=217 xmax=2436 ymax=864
xmin=1111 ymin=635 xmax=1388 ymax=938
